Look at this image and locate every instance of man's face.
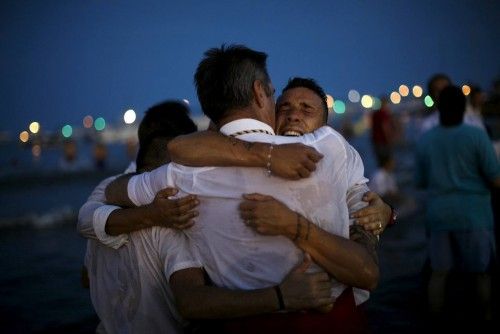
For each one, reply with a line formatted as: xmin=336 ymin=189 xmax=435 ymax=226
xmin=275 ymin=87 xmax=326 ymax=136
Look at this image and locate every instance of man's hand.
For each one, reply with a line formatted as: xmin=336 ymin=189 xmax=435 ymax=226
xmin=239 ymin=193 xmax=296 ymax=238
xmin=270 ymin=143 xmax=323 ymax=180
xmin=350 ymin=191 xmax=391 ymax=235
xmin=279 ymin=254 xmax=334 ymax=312
xmin=147 ymin=188 xmax=199 ymax=230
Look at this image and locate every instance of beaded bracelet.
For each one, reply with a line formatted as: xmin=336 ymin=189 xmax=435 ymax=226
xmin=266 ymin=144 xmax=273 ymax=176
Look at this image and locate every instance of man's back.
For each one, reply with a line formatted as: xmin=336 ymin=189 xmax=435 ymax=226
xmin=129 ymin=126 xmax=368 ymax=297
xmin=416 ymin=124 xmax=499 ymax=230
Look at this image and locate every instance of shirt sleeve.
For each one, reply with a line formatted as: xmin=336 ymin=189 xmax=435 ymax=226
xmin=154 ymin=228 xmax=202 ymax=282
xmin=345 ymin=143 xmax=369 ymax=189
xmin=128 ymin=164 xmax=172 ymax=206
xmin=77 ymin=175 xmax=130 ymax=249
xmin=346 ymin=183 xmax=370 ymax=226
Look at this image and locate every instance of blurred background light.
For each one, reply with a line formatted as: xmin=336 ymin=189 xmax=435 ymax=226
xmin=123 ymin=109 xmax=136 ymax=124
xmin=83 ymin=115 xmax=93 ymax=128
xmin=326 ymin=94 xmax=334 ymax=109
xmin=348 ymin=89 xmax=360 ymax=103
xmin=424 ymin=95 xmax=434 ymax=108
xmin=390 ymin=92 xmax=401 ymax=104
xmin=32 ymin=144 xmax=41 ymax=158
xmin=29 ymin=122 xmax=40 ymax=134
xmin=61 ymin=125 xmax=73 ymax=138
xmin=19 ymin=131 xmax=29 ymax=143
xmin=94 ymin=117 xmax=106 ymax=131
xmin=361 ymin=95 xmax=373 ymax=108
xmin=333 ymin=100 xmax=346 ymax=114
xmin=462 ymin=85 xmax=471 ymax=96
xmin=412 ymin=85 xmax=423 ymax=98
xmin=398 ymin=85 xmax=409 ymax=97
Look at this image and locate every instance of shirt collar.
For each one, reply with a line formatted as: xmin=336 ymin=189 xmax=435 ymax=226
xmin=219 ymin=118 xmax=275 ymax=137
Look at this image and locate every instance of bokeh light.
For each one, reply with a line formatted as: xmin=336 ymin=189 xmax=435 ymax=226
xmin=19 ymin=131 xmax=29 ymax=143
xmin=348 ymin=90 xmax=360 ymax=103
xmin=424 ymin=95 xmax=434 ymax=108
xmin=361 ymin=95 xmax=373 ymax=108
xmin=94 ymin=117 xmax=106 ymax=131
xmin=62 ymin=125 xmax=73 ymax=138
xmin=32 ymin=144 xmax=41 ymax=158
xmin=29 ymin=122 xmax=40 ymax=134
xmin=372 ymin=97 xmax=382 ymax=110
xmin=462 ymin=85 xmax=471 ymax=96
xmin=326 ymin=94 xmax=334 ymax=109
xmin=123 ymin=109 xmax=136 ymax=124
xmin=398 ymin=85 xmax=409 ymax=97
xmin=412 ymin=85 xmax=423 ymax=98
xmin=83 ymin=115 xmax=94 ymax=128
xmin=390 ymin=92 xmax=401 ymax=104
xmin=333 ymin=100 xmax=346 ymax=114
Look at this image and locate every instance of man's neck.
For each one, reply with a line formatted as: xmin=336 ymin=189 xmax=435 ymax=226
xmin=217 ymin=107 xmax=271 ymax=129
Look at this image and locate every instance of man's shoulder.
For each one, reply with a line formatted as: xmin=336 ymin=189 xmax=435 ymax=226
xmin=302 ymin=126 xmax=346 ymax=145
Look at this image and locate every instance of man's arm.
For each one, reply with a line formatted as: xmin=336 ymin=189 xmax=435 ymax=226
xmin=170 ymin=258 xmax=333 ymax=320
xmin=77 ymin=175 xmax=129 ymax=248
xmin=105 ymin=164 xmax=171 ymax=207
xmin=105 ymin=188 xmax=199 ymax=235
xmin=168 ymin=131 xmax=324 ymax=180
xmin=105 ymin=173 xmax=137 ymax=207
xmin=239 ymin=194 xmax=379 ymax=291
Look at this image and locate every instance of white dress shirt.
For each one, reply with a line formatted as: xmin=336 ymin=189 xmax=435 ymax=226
xmin=78 ymin=164 xmax=200 ymax=334
xmin=127 ymin=119 xmax=370 ymax=304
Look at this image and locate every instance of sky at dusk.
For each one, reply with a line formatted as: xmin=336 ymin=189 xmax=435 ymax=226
xmin=1 ymin=0 xmax=499 ymax=133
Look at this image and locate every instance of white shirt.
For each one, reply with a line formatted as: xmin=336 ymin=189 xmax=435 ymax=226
xmin=78 ymin=167 xmax=200 ymax=334
xmin=370 ymin=168 xmax=398 ymax=196
xmin=127 ymin=119 xmax=369 ymax=303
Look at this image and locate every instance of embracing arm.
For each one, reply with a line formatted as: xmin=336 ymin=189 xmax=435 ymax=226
xmin=105 ymin=174 xmax=136 ymax=207
xmin=105 ymin=164 xmax=170 ymax=207
xmin=77 ymin=175 xmax=129 ymax=248
xmin=168 ymin=131 xmax=324 ymax=180
xmin=170 ymin=258 xmax=333 ymax=320
xmin=105 ymin=188 xmax=198 ymax=235
xmin=239 ymin=194 xmax=379 ymax=291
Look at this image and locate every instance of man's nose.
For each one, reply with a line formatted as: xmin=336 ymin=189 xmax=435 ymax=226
xmin=286 ymin=108 xmax=300 ymax=122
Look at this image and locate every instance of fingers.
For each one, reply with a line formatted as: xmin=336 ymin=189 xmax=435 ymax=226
xmin=172 ymin=210 xmax=199 ymax=225
xmin=350 ymin=206 xmax=377 ymax=219
xmin=175 ymin=198 xmax=199 ymax=214
xmin=297 ymin=167 xmax=311 ymax=178
xmin=307 ymin=150 xmax=324 ymax=163
xmin=156 ymin=187 xmax=179 ymax=198
xmin=292 ymin=253 xmax=312 ymax=273
xmin=175 ymin=194 xmax=198 ymax=206
xmin=239 ymin=201 xmax=257 ymax=211
xmin=242 ymin=193 xmax=273 ymax=201
xmin=302 ymin=159 xmax=317 ymax=172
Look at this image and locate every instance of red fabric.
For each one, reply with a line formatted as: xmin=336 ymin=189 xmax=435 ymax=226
xmin=371 ymin=107 xmax=392 ymax=145
xmin=211 ymin=288 xmax=369 ymax=334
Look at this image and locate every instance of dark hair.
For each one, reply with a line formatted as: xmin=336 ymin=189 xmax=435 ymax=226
xmin=194 ymin=44 xmax=271 ymax=124
xmin=136 ymin=100 xmax=197 ymax=169
xmin=427 ymin=73 xmax=451 ymax=101
xmin=282 ymin=77 xmax=328 ymax=123
xmin=437 ymin=85 xmax=466 ymax=126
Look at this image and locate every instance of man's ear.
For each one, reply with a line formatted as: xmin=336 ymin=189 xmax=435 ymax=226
xmin=253 ymin=80 xmax=267 ymax=108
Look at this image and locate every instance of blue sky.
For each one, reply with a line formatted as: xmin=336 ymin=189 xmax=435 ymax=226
xmin=1 ymin=0 xmax=499 ymax=133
